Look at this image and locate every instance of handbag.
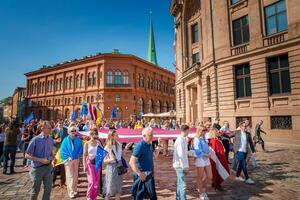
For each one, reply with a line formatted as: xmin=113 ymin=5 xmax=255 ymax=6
xmin=112 ymin=149 xmax=128 ymax=176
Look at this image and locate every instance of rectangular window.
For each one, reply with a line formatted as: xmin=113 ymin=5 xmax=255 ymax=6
xmin=192 ymin=52 xmax=200 ymax=64
xmin=232 ymin=16 xmax=249 ymax=46
xmin=235 ymin=63 xmax=251 ymax=98
xmin=271 ymin=116 xmax=292 ymax=129
xmin=265 ymin=0 xmax=287 ymax=35
xmin=236 ymin=116 xmax=252 ymax=128
xmin=191 ymin=23 xmax=199 ymax=43
xmin=268 ymin=54 xmax=291 ymax=95
xmin=231 ymin=0 xmax=240 ymax=5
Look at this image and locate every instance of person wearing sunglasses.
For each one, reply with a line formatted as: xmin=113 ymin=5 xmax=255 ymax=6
xmin=60 ymin=126 xmax=83 ymax=199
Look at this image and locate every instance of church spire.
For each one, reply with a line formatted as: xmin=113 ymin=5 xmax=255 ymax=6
xmin=148 ymin=11 xmax=158 ymax=65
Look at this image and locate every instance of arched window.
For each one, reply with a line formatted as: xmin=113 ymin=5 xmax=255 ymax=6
xmin=147 ymin=99 xmax=153 ymax=113
xmin=163 ymin=101 xmax=168 ymax=112
xmin=138 ymin=98 xmax=144 ymax=113
xmin=80 ymin=74 xmax=84 ymax=88
xmin=46 ymin=109 xmax=51 ymax=120
xmin=51 ymin=80 xmax=54 ymax=92
xmin=59 ymin=78 xmax=63 ymax=90
xmin=91 ymin=96 xmax=94 ymax=103
xmin=156 ymin=100 xmax=161 ymax=113
xmin=114 ymin=70 xmax=122 ymax=84
xmin=107 ymin=71 xmax=113 ymax=84
xmin=150 ymin=79 xmax=153 ymax=90
xmin=170 ymin=102 xmax=175 ymax=111
xmin=65 ymin=77 xmax=69 ymax=89
xmin=206 ymin=76 xmax=211 ymax=103
xmin=69 ymin=76 xmax=73 ymax=89
xmin=47 ymin=81 xmax=50 ymax=93
xmin=123 ymin=71 xmax=129 ymax=85
xmin=55 ymin=79 xmax=59 ymax=91
xmin=42 ymin=82 xmax=45 ymax=93
xmin=76 ymin=108 xmax=81 ymax=119
xmin=65 ymin=109 xmax=70 ymax=119
xmin=87 ymin=72 xmax=92 ymax=86
xmin=141 ymin=76 xmax=144 ymax=87
xmin=157 ymin=81 xmax=161 ymax=91
xmin=147 ymin=77 xmax=150 ymax=89
xmin=87 ymin=96 xmax=90 ymax=103
xmin=76 ymin=75 xmax=80 ymax=88
xmin=75 ymin=97 xmax=78 ymax=104
xmin=92 ymin=72 xmax=96 ymax=86
xmin=179 ymin=89 xmax=182 ymax=108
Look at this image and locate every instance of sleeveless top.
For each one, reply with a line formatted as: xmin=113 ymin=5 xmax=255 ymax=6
xmin=88 ymin=142 xmax=97 ymax=159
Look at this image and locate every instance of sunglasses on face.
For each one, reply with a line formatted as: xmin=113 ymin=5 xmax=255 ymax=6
xmin=70 ymin=130 xmax=77 ymax=133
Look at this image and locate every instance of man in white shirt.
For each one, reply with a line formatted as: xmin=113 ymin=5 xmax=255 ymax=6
xmin=173 ymin=125 xmax=189 ymax=200
xmin=232 ymin=121 xmax=255 ymax=185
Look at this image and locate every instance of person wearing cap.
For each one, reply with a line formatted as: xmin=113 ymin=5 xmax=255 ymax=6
xmin=60 ymin=126 xmax=83 ymax=199
xmin=25 ymin=121 xmax=54 ymax=200
xmin=129 ymin=127 xmax=161 ymax=200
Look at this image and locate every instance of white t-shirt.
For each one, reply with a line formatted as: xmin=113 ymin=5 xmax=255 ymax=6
xmin=173 ymin=135 xmax=189 ymax=170
xmin=105 ymin=143 xmax=122 ymax=161
xmin=238 ymin=131 xmax=247 ymax=152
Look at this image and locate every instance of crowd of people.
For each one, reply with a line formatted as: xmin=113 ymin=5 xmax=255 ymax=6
xmin=0 ymin=116 xmax=268 ymax=200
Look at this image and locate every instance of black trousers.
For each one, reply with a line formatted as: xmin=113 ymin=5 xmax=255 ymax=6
xmin=222 ymin=139 xmax=230 ymax=162
xmin=0 ymin=141 xmax=3 ymax=163
xmin=256 ymin=137 xmax=265 ymax=151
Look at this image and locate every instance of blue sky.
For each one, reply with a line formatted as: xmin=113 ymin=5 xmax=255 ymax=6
xmin=0 ymin=0 xmax=175 ymax=99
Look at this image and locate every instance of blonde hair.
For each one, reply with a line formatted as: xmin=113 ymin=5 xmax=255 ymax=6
xmin=195 ymin=126 xmax=205 ymax=138
xmin=106 ymin=130 xmax=118 ymax=151
xmin=209 ymin=127 xmax=219 ymax=138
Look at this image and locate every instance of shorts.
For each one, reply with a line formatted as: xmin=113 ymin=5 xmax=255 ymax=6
xmin=195 ymin=157 xmax=210 ymax=167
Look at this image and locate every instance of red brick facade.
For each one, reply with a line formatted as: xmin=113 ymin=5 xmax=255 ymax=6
xmin=25 ymin=53 xmax=175 ymax=120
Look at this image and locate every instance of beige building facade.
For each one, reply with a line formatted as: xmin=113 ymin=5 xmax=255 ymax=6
xmin=171 ymin=0 xmax=300 ymax=138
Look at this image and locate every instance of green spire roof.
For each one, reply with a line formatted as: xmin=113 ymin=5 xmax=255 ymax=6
xmin=148 ymin=12 xmax=158 ymax=65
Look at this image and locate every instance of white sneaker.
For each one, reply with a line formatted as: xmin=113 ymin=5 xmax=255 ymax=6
xmin=235 ymin=176 xmax=245 ymax=182
xmin=199 ymin=193 xmax=205 ymax=200
xmin=245 ymin=178 xmax=255 ymax=184
xmin=204 ymin=193 xmax=210 ymax=200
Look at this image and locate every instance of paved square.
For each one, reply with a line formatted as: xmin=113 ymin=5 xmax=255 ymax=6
xmin=0 ymin=139 xmax=300 ymax=200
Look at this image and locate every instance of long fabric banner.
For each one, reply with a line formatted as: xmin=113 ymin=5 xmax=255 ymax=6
xmin=78 ymin=127 xmax=198 ymax=143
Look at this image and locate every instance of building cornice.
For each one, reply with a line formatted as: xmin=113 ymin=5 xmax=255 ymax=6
xmin=25 ymin=54 xmax=175 ymax=77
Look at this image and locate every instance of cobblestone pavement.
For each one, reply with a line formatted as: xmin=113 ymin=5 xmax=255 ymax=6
xmin=0 ymin=139 xmax=300 ymax=200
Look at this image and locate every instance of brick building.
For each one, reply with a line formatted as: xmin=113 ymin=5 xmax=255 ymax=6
xmin=25 ymin=53 xmax=175 ymax=121
xmin=170 ymin=0 xmax=300 ymax=138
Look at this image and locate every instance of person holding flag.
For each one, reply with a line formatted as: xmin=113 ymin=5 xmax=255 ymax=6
xmin=81 ymin=101 xmax=88 ymax=121
xmin=208 ymin=128 xmax=230 ymax=191
xmin=83 ymin=128 xmax=107 ymax=200
xmin=193 ymin=126 xmax=212 ymax=200
xmin=60 ymin=126 xmax=83 ymax=199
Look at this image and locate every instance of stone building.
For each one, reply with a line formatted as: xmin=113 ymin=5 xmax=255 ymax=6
xmin=25 ymin=53 xmax=175 ymax=121
xmin=11 ymin=87 xmax=26 ymax=121
xmin=170 ymin=0 xmax=300 ymax=137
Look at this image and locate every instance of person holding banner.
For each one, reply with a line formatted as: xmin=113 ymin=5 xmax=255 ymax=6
xmin=209 ymin=128 xmax=230 ymax=191
xmin=60 ymin=126 xmax=83 ymax=199
xmin=83 ymin=128 xmax=102 ymax=200
xmin=193 ymin=126 xmax=212 ymax=200
xmin=129 ymin=127 xmax=161 ymax=200
xmin=103 ymin=130 xmax=124 ymax=200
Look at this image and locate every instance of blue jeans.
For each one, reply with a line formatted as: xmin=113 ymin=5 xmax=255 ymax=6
xmin=175 ymin=168 xmax=186 ymax=200
xmin=236 ymin=151 xmax=249 ymax=180
xmin=3 ymin=145 xmax=17 ymax=173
